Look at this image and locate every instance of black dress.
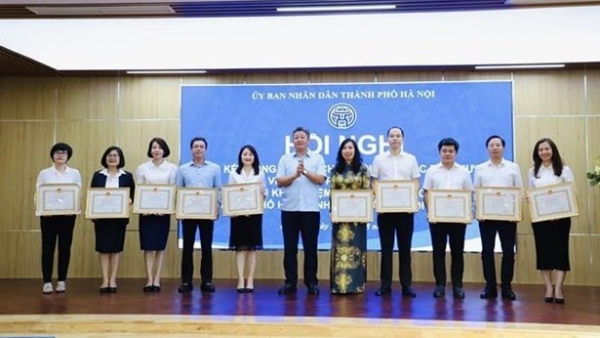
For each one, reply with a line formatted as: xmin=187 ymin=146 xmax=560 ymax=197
xmin=90 ymin=170 xmax=135 ymax=253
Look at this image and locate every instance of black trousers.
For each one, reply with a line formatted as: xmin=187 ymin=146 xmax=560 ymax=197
xmin=377 ymin=213 xmax=414 ymax=289
xmin=479 ymin=220 xmax=516 ymax=289
xmin=181 ymin=220 xmax=214 ymax=284
xmin=281 ymin=211 xmax=320 ymax=287
xmin=429 ymin=222 xmax=466 ymax=288
xmin=40 ymin=215 xmax=76 ymax=283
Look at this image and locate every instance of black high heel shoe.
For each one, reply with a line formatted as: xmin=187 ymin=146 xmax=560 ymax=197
xmin=245 ymin=288 xmax=254 ymax=293
xmin=237 ymin=288 xmax=246 ymax=293
xmin=143 ymin=285 xmax=153 ymax=293
xmin=152 ymin=284 xmax=161 ymax=292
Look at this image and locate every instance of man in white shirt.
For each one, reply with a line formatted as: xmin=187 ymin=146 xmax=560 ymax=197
xmin=276 ymin=127 xmax=327 ymax=295
xmin=423 ymin=138 xmax=473 ymax=299
xmin=371 ymin=126 xmax=420 ymax=298
xmin=474 ymin=135 xmax=523 ymax=300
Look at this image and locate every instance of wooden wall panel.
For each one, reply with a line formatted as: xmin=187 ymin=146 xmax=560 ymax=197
xmin=588 ymin=236 xmax=600 ymax=286
xmin=0 ymin=77 xmax=58 ymax=120
xmin=442 ymin=71 xmax=512 ymax=81
xmin=55 ymin=121 xmax=118 ymax=183
xmin=513 ymin=70 xmax=585 ymax=116
xmin=119 ymin=77 xmax=182 ymax=119
xmin=0 ymin=232 xmax=40 ymax=278
xmin=118 ymin=120 xmax=180 ymax=168
xmin=1 ymin=71 xmax=598 ymax=286
xmin=181 ymin=74 xmax=246 ymax=85
xmin=587 ymin=69 xmax=600 ymax=115
xmin=0 ymin=122 xmax=54 ymax=231
xmin=57 ymin=78 xmax=118 ymax=120
xmin=377 ymin=71 xmax=444 ymax=82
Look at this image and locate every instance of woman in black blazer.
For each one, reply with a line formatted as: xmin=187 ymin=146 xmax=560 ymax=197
xmin=91 ymin=146 xmax=135 ymax=294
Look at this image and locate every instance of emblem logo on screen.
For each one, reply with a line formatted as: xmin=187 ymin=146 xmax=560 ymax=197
xmin=328 ymin=103 xmax=357 ymax=129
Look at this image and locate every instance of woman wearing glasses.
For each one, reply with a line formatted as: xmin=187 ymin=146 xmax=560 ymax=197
xmin=36 ymin=143 xmax=82 ymax=294
xmin=91 ymin=146 xmax=135 ymax=294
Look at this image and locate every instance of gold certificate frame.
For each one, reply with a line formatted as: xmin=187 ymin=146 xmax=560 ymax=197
xmin=331 ymin=190 xmax=373 ymax=223
xmin=427 ymin=189 xmax=472 ymax=224
xmin=37 ymin=183 xmax=81 ymax=216
xmin=132 ymin=184 xmax=176 ymax=214
xmin=222 ymin=182 xmax=264 ymax=217
xmin=527 ymin=183 xmax=579 ymax=223
xmin=176 ymin=188 xmax=218 ymax=220
xmin=85 ymin=188 xmax=130 ymax=219
xmin=375 ymin=180 xmax=419 ymax=213
xmin=475 ymin=187 xmax=522 ymax=222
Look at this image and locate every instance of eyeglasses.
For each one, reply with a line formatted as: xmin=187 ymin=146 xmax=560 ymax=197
xmin=54 ymin=150 xmax=68 ymax=155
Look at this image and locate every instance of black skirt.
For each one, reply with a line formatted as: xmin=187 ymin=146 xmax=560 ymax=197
xmin=229 ymin=214 xmax=263 ymax=251
xmin=139 ymin=214 xmax=170 ymax=251
xmin=94 ymin=219 xmax=128 ymax=253
xmin=531 ymin=218 xmax=571 ymax=271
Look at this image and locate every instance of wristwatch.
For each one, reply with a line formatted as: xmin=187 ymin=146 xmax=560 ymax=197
xmin=303 ymin=169 xmax=308 ymax=175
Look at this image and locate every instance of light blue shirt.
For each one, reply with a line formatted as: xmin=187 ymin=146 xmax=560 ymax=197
xmin=176 ymin=160 xmax=222 ymax=188
xmin=276 ymin=151 xmax=326 ymax=212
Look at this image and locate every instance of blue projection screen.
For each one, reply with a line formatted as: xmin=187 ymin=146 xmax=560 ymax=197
xmin=179 ymin=81 xmax=513 ymax=251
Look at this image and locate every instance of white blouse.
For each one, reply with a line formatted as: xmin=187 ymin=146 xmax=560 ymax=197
xmin=100 ymin=168 xmax=126 ymax=188
xmin=36 ymin=166 xmax=82 ymax=188
xmin=528 ymin=164 xmax=574 ymax=188
xmin=136 ymin=160 xmax=177 ymax=185
xmin=228 ymin=168 xmax=267 ymax=196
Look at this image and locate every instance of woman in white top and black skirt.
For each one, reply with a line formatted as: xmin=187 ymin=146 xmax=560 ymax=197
xmin=135 ymin=137 xmax=177 ymax=293
xmin=228 ymin=145 xmax=266 ymax=293
xmin=36 ymin=142 xmax=82 ymax=294
xmin=528 ymin=138 xmax=575 ymax=304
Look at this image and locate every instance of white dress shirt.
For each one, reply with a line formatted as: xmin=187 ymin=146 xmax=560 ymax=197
xmin=474 ymin=158 xmax=523 ymax=188
xmin=229 ymin=168 xmax=267 ymax=196
xmin=136 ymin=160 xmax=177 ymax=185
xmin=371 ymin=150 xmax=420 ymax=180
xmin=422 ymin=162 xmax=473 ymax=191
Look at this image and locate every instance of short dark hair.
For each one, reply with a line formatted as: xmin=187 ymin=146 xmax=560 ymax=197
xmin=387 ymin=126 xmax=404 ymax=137
xmin=438 ymin=137 xmax=459 ymax=152
xmin=147 ymin=137 xmax=171 ymax=158
xmin=50 ymin=142 xmax=73 ymax=161
xmin=189 ymin=137 xmax=208 ymax=149
xmin=100 ymin=146 xmax=125 ymax=169
xmin=235 ymin=145 xmax=260 ymax=176
xmin=292 ymin=126 xmax=310 ymax=138
xmin=485 ymin=135 xmax=506 ymax=147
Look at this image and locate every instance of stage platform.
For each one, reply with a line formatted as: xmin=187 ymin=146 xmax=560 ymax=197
xmin=1 ymin=279 xmax=599 ymax=337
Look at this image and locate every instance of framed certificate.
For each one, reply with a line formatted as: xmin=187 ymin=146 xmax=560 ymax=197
xmin=374 ymin=180 xmax=419 ymax=213
xmin=427 ymin=189 xmax=472 ymax=224
xmin=85 ymin=188 xmax=130 ymax=219
xmin=132 ymin=184 xmax=176 ymax=214
xmin=331 ymin=190 xmax=373 ymax=223
xmin=37 ymin=183 xmax=81 ymax=216
xmin=527 ymin=183 xmax=579 ymax=222
xmin=176 ymin=188 xmax=218 ymax=220
xmin=475 ymin=187 xmax=522 ymax=222
xmin=222 ymin=182 xmax=264 ymax=217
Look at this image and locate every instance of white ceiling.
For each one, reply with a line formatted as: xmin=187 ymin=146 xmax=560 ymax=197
xmin=1 ymin=4 xmax=600 ymax=71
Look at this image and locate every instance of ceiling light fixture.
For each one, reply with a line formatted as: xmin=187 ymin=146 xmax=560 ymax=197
xmin=126 ymin=70 xmax=207 ymax=75
xmin=276 ymin=5 xmax=396 ymax=13
xmin=475 ymin=64 xmax=565 ymax=70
